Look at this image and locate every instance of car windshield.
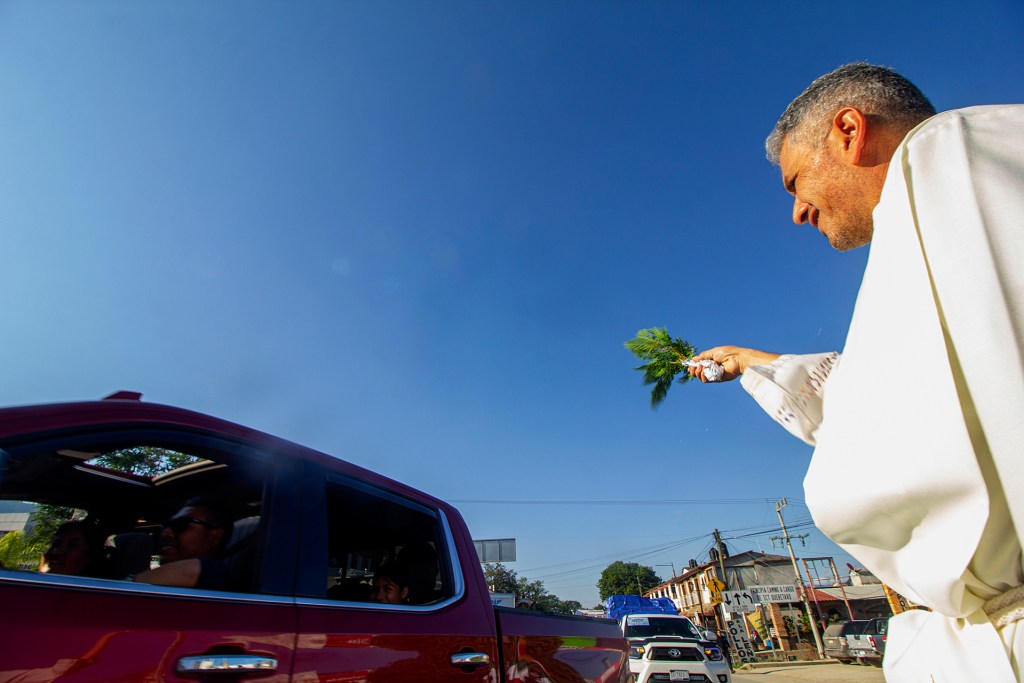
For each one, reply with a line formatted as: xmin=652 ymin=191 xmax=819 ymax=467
xmin=624 ymin=616 xmax=700 ymax=639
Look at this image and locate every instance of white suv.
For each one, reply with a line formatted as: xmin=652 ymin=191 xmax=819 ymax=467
xmin=621 ymin=614 xmax=731 ymax=683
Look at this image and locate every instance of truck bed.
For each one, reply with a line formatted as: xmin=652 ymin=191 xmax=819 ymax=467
xmin=495 ymin=607 xmax=631 ymax=682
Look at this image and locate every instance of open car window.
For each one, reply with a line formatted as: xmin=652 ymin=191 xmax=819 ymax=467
xmin=0 ymin=429 xmax=270 ymax=595
xmin=323 ymin=476 xmax=454 ymax=607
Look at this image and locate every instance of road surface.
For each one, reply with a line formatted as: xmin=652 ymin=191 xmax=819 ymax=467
xmin=731 ymin=661 xmax=884 ymax=682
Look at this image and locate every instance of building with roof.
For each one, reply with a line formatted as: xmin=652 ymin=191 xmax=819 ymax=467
xmin=643 ymin=548 xmax=895 ymax=653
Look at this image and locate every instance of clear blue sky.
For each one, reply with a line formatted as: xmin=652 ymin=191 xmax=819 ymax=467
xmin=1 ymin=1 xmax=1022 ymax=608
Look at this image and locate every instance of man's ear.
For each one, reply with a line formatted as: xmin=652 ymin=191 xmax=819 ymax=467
xmin=829 ymin=107 xmax=869 ymax=165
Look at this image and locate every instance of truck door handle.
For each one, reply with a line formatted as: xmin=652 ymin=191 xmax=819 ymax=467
xmin=176 ymin=654 xmax=278 ymax=675
xmin=450 ymin=652 xmax=491 ymax=667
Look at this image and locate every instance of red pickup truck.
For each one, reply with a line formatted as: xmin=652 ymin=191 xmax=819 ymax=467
xmin=0 ymin=394 xmax=629 ymax=683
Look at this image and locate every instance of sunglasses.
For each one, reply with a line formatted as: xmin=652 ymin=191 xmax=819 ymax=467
xmin=164 ymin=516 xmax=219 ymax=533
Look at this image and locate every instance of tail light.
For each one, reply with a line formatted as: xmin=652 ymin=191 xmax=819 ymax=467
xmin=868 ymin=636 xmax=877 ymax=648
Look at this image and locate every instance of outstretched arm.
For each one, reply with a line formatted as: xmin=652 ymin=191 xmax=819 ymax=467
xmin=133 ymin=558 xmax=202 ymax=587
xmin=682 ymin=341 xmax=839 ymax=445
xmin=689 ymin=346 xmax=781 ymax=382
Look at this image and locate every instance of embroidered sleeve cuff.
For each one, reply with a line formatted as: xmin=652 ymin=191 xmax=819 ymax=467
xmin=739 ymin=352 xmax=840 ymax=446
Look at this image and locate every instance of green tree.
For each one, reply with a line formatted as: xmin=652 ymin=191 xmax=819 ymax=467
xmin=624 ymin=328 xmax=698 ymax=408
xmin=21 ymin=447 xmax=198 ymax=550
xmin=0 ymin=530 xmax=46 ymax=570
xmin=515 ymin=576 xmax=548 ymax=608
xmin=561 ymin=599 xmax=583 ymax=614
xmin=483 ymin=562 xmax=584 ymax=613
xmin=598 ymin=561 xmax=663 ymax=600
xmin=26 ymin=505 xmax=79 ymax=547
xmin=483 ymin=562 xmax=519 ymax=594
xmin=94 ymin=446 xmax=199 ymax=477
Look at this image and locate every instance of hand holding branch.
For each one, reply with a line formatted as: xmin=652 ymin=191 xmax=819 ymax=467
xmin=689 ymin=346 xmax=781 ymax=383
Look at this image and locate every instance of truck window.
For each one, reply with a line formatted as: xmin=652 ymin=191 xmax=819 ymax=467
xmin=0 ymin=432 xmax=270 ymax=595
xmin=324 ymin=478 xmax=452 ymax=606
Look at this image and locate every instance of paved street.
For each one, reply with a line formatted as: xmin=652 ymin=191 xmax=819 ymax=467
xmin=731 ymin=661 xmax=884 ymax=683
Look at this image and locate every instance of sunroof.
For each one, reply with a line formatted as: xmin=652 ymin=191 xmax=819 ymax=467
xmin=82 ymin=447 xmax=201 ymax=478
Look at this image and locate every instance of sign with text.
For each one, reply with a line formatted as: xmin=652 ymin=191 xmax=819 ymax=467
xmin=721 ymin=589 xmax=757 ymax=613
xmin=882 ymin=582 xmax=925 ymax=614
xmin=751 ymin=584 xmax=799 ymax=604
xmin=489 ymin=592 xmax=516 ymax=608
xmin=725 ymin=617 xmax=756 ymax=663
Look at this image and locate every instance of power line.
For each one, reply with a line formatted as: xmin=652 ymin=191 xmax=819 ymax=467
xmin=520 ymin=534 xmax=709 ymax=572
xmin=527 ymin=534 xmax=713 ymax=580
xmin=519 ymin=517 xmax=817 ymax=580
xmin=726 ymin=519 xmax=816 ymax=540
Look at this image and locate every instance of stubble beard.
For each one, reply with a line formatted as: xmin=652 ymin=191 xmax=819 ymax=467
xmin=818 ymin=155 xmax=875 ymax=252
xmin=825 ymin=215 xmax=873 ymax=251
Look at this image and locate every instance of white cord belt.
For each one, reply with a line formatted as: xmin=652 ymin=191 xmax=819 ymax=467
xmin=983 ymin=585 xmax=1024 ymax=629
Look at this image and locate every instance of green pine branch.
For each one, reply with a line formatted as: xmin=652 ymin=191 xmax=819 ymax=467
xmin=624 ymin=327 xmax=697 ymax=408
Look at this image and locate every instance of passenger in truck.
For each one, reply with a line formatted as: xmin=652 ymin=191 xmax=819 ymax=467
xmin=397 ymin=541 xmax=440 ymax=604
xmin=370 ymin=562 xmax=409 ymax=605
xmin=39 ymin=521 xmax=109 ymax=578
xmin=133 ymin=496 xmax=234 ymax=590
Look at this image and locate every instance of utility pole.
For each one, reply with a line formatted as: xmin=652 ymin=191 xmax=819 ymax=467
xmin=696 ymin=575 xmax=708 ymax=629
xmin=656 ymin=564 xmax=677 ymax=607
xmin=775 ymin=498 xmax=825 ymax=659
xmin=715 ymin=528 xmax=755 ymax=666
xmin=712 ymin=530 xmax=731 ymax=632
xmin=713 ymin=529 xmax=728 ymax=588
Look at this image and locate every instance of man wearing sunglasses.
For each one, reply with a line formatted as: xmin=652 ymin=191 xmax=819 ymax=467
xmin=135 ymin=496 xmax=235 ymax=590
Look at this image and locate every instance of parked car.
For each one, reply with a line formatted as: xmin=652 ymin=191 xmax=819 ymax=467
xmin=847 ymin=617 xmax=889 ymax=666
xmin=0 ymin=393 xmax=631 ymax=683
xmin=823 ymin=620 xmax=868 ymax=664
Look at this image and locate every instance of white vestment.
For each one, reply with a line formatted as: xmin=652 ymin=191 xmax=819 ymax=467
xmin=740 ymin=105 xmax=1024 ymax=681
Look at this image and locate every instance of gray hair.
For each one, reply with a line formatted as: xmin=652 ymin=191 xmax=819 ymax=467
xmin=765 ymin=62 xmax=936 ymax=166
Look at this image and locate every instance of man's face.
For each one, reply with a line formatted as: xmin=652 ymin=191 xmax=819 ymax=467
xmin=159 ymin=505 xmax=225 ymax=563
xmin=779 ymin=136 xmax=878 ymax=251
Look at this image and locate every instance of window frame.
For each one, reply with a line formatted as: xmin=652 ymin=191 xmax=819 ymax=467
xmin=0 ymin=424 xmax=302 ymax=603
xmin=292 ymin=466 xmax=466 ymax=612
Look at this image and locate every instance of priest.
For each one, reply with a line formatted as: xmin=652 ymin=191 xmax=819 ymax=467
xmin=691 ymin=63 xmax=1024 ymax=681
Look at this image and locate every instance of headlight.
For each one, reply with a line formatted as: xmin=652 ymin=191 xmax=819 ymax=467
xmin=628 ymin=646 xmax=645 ymax=659
xmin=703 ymin=646 xmax=723 ymax=661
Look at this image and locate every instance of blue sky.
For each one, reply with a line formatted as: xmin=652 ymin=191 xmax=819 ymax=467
xmin=1 ymin=1 xmax=1022 ymax=607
